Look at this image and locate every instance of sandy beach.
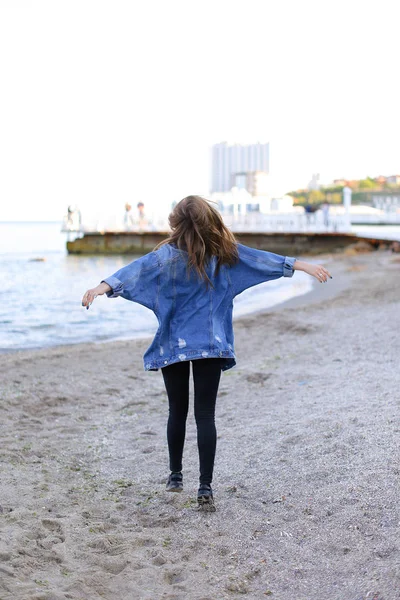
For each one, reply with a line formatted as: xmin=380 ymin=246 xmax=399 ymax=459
xmin=1 ymin=248 xmax=399 ymax=600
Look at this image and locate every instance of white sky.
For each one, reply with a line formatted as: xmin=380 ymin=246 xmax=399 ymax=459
xmin=0 ymin=0 xmax=399 ymax=221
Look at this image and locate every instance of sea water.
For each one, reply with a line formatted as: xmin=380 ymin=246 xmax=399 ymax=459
xmin=8 ymin=221 xmax=394 ymax=352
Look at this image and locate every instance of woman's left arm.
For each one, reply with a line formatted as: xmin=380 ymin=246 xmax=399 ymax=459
xmin=293 ymin=260 xmax=332 ymax=283
xmin=82 ymin=282 xmax=112 ymax=309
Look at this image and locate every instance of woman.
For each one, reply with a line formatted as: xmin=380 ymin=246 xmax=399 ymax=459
xmin=82 ymin=196 xmax=331 ymax=511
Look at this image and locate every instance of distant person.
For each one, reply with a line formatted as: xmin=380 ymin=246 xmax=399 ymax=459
xmin=123 ymin=203 xmax=135 ymax=230
xmin=74 ymin=205 xmax=82 ymax=229
xmin=82 ymin=196 xmax=332 ymax=511
xmin=304 ymin=203 xmax=313 ymax=226
xmin=67 ymin=205 xmax=74 ymax=227
xmin=322 ymin=202 xmax=330 ymax=228
xmin=137 ymin=202 xmax=148 ymax=230
xmin=65 ymin=205 xmax=81 ymax=231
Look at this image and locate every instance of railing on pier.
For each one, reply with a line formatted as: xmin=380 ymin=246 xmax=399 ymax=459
xmin=62 ymin=206 xmax=400 ymax=236
xmin=62 ymin=210 xmax=351 ymax=235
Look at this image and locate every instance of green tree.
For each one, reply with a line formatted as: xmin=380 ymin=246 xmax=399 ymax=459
xmin=308 ymin=190 xmax=325 ymax=204
xmin=358 ymin=177 xmax=377 ymax=189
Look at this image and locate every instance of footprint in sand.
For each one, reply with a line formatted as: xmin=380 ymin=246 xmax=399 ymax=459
xmin=137 ymin=514 xmax=179 ymax=529
xmin=152 ymin=553 xmax=167 ymax=565
xmin=87 ymin=534 xmax=129 ymax=556
xmin=41 ymin=518 xmax=65 ymax=539
xmin=245 ymin=372 xmax=271 ymax=384
xmin=92 ymin=555 xmax=130 ymax=575
xmin=105 ymin=387 xmax=121 ymax=395
xmin=163 ymin=568 xmax=186 ymax=585
xmin=42 ymin=395 xmax=70 ymax=406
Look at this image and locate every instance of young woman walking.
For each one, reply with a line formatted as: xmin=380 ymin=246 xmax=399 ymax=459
xmin=82 ymin=196 xmax=332 ymax=511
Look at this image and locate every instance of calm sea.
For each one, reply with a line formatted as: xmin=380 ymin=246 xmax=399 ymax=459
xmin=2 ymin=222 xmax=397 ymax=353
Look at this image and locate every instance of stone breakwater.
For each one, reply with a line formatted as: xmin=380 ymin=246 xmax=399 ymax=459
xmin=67 ymin=231 xmax=395 ymax=256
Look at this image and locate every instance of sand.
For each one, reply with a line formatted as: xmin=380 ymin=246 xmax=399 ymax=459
xmin=0 ymin=249 xmax=399 ymax=600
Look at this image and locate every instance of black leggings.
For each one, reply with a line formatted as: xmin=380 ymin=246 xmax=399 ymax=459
xmin=161 ymin=358 xmax=223 ymax=485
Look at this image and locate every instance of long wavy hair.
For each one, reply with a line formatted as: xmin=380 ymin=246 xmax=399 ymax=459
xmin=156 ymin=195 xmax=238 ymax=287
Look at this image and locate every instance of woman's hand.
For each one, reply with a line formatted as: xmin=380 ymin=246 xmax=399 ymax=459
xmin=293 ymin=260 xmax=332 ymax=283
xmin=82 ymin=282 xmax=112 ymax=309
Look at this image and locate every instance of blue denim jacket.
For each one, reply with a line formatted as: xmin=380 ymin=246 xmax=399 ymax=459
xmin=102 ymin=243 xmax=296 ymax=371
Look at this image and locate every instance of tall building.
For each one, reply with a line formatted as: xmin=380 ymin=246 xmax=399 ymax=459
xmin=211 ymin=142 xmax=269 ymax=193
xmin=308 ymin=173 xmax=320 ymax=191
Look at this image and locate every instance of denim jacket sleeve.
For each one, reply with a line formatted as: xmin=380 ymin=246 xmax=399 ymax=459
xmin=101 ymin=251 xmax=160 ymax=311
xmin=230 ymin=244 xmax=297 ymax=297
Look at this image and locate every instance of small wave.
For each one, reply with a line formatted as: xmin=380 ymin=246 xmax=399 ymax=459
xmin=0 ymin=347 xmax=21 ymax=354
xmin=7 ymin=329 xmax=28 ymax=334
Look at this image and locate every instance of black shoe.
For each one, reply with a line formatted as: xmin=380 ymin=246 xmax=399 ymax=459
xmin=197 ymin=484 xmax=215 ymax=511
xmin=166 ymin=472 xmax=183 ymax=493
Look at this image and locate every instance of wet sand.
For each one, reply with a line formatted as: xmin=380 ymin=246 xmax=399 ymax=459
xmin=0 ymin=249 xmax=399 ymax=600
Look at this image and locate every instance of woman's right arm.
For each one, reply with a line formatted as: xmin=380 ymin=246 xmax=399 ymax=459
xmin=81 ymin=250 xmax=160 ymax=311
xmin=82 ymin=282 xmax=111 ymax=309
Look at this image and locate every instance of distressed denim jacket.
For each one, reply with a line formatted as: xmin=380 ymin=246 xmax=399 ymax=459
xmin=102 ymin=243 xmax=296 ymax=371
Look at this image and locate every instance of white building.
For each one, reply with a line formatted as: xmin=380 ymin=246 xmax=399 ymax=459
xmin=372 ymin=193 xmax=400 ymax=212
xmin=211 ymin=189 xmax=294 ymax=216
xmin=386 ymin=175 xmax=400 ymax=185
xmin=308 ymin=173 xmax=320 ymax=190
xmin=211 ymin=142 xmax=269 ymax=193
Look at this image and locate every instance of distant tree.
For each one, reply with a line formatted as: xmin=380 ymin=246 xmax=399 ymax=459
xmin=288 ymin=191 xmax=308 ymax=206
xmin=352 ymin=191 xmax=374 ymax=205
xmin=287 ymin=177 xmax=395 ymax=206
xmin=323 ymin=185 xmax=344 ymax=195
xmin=325 ymin=191 xmax=342 ymax=205
xmin=308 ymin=190 xmax=325 ymax=204
xmin=358 ymin=177 xmax=377 ymax=189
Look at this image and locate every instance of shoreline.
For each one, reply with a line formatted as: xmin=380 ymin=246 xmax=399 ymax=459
xmin=1 ymin=253 xmax=335 ymax=356
xmin=267 ymin=250 xmax=353 ymax=313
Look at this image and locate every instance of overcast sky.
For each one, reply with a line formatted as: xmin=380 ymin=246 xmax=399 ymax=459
xmin=0 ymin=0 xmax=399 ymax=221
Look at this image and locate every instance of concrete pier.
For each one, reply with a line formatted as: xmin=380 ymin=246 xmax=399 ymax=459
xmin=66 ymin=231 xmax=395 ymax=256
